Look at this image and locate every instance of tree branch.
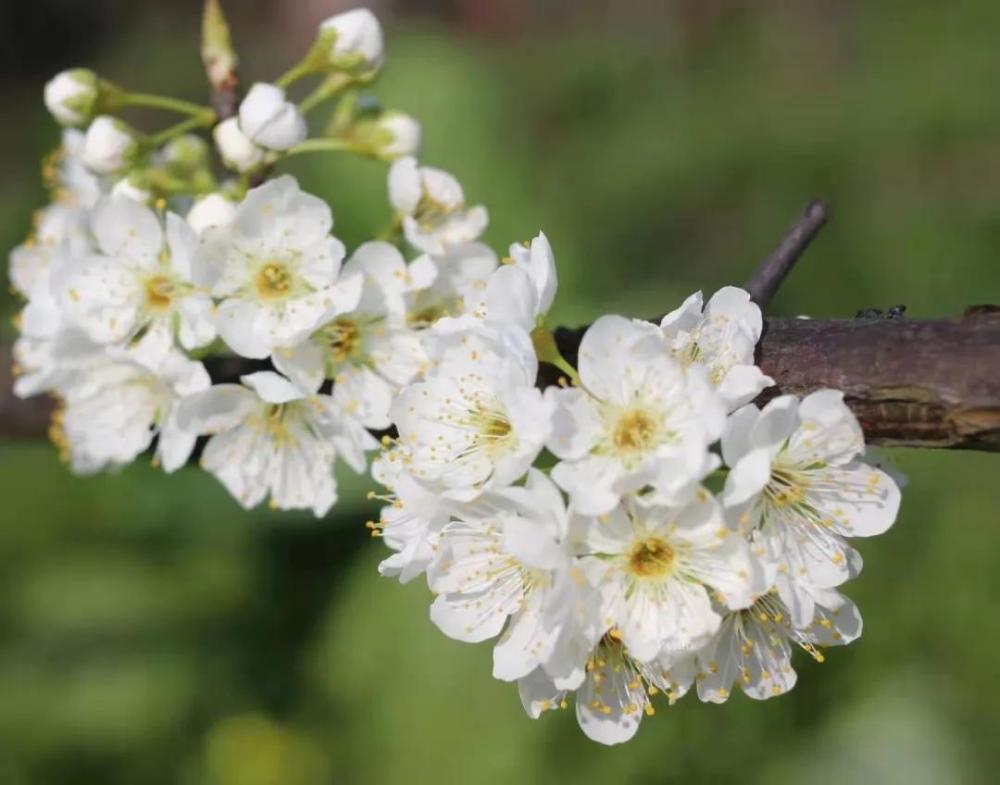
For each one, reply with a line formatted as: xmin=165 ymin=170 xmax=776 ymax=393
xmin=745 ymin=200 xmax=828 ymax=308
xmin=7 ymin=312 xmax=997 ymax=450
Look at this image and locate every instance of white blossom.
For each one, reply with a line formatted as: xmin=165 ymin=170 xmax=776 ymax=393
xmin=483 ymin=232 xmax=558 ymax=332
xmin=53 ymin=129 xmax=104 ymax=208
xmin=9 ymin=202 xmax=92 ymax=300
xmin=52 ymin=348 xmax=209 ymax=474
xmin=273 ymin=241 xmax=426 ymax=430
xmin=369 ymin=448 xmax=453 ymax=583
xmin=721 ymin=391 xmax=900 ymax=624
xmin=683 ymin=586 xmax=862 ymax=704
xmin=388 ymin=157 xmax=489 ymax=255
xmin=54 ymin=196 xmax=216 ymax=361
xmin=238 ymin=82 xmax=307 ymax=151
xmin=518 ymin=632 xmax=691 ymax=745
xmin=195 ymin=175 xmax=361 ymax=359
xmin=574 ymin=491 xmax=756 ymax=662
xmin=404 ymin=242 xmax=496 ymax=329
xmin=319 ymin=8 xmax=385 ymax=73
xmin=390 ymin=322 xmax=553 ymax=500
xmin=176 ymin=370 xmax=377 ymax=516
xmin=82 ymin=116 xmax=139 ymax=174
xmin=547 ymin=315 xmax=726 ymax=516
xmin=44 ymin=69 xmax=99 ymax=126
xmin=659 ymin=286 xmax=773 ymax=410
xmin=429 ymin=470 xmax=580 ymax=681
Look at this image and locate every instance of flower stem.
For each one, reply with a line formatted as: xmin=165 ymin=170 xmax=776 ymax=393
xmin=147 ymin=112 xmax=216 ymax=147
xmin=532 ymin=327 xmax=582 ymax=386
xmin=377 ymin=213 xmax=404 ymax=242
xmin=298 ymin=74 xmax=353 ymax=114
xmin=121 ymin=92 xmax=214 ymax=118
xmin=275 ymin=61 xmax=315 ymax=89
xmin=284 ymin=138 xmax=361 ymax=158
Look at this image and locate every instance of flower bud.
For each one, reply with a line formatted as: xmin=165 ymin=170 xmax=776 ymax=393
xmin=82 ymin=115 xmax=140 ymax=174
xmin=374 ymin=111 xmax=421 ymax=159
xmin=319 ymin=8 xmax=385 ymax=73
xmin=161 ymin=134 xmax=210 ymax=173
xmin=213 ymin=117 xmax=266 ymax=173
xmin=238 ymin=83 xmax=307 ymax=151
xmin=44 ymin=69 xmax=100 ymax=126
xmin=187 ymin=193 xmax=238 ymax=234
xmin=111 ymin=173 xmax=152 ymax=203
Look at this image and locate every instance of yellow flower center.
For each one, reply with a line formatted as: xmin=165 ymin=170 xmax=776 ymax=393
xmin=627 ymin=537 xmax=676 ymax=578
xmin=612 ymin=408 xmax=659 ymax=454
xmin=324 ymin=319 xmax=362 ymax=363
xmin=255 ymin=261 xmax=294 ymax=300
xmin=144 ymin=274 xmax=176 ymax=313
xmin=766 ymin=467 xmax=808 ymax=508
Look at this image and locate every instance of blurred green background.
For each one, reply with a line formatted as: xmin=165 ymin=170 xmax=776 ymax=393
xmin=2 ymin=1 xmax=999 ymax=783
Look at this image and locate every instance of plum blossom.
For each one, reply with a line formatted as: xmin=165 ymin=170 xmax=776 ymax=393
xmin=388 ymin=157 xmax=489 ymax=255
xmin=683 ymin=586 xmax=862 ymax=704
xmin=273 ymin=241 xmax=427 ymax=430
xmin=390 ymin=322 xmax=553 ymax=500
xmin=721 ymin=391 xmax=900 ymax=624
xmin=54 ymin=196 xmax=216 ymax=361
xmin=195 ymin=175 xmax=361 ymax=359
xmin=547 ymin=315 xmax=726 ymax=515
xmin=429 ymin=470 xmax=579 ymax=681
xmin=575 ymin=491 xmax=757 ymax=662
xmin=52 ymin=348 xmax=210 ymax=474
xmin=177 ymin=371 xmax=378 ymax=516
xmin=659 ymin=286 xmax=773 ymax=410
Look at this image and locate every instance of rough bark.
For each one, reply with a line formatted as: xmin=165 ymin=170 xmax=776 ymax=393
xmin=547 ymin=308 xmax=1000 ymax=451
xmin=10 ymin=311 xmax=997 ymax=450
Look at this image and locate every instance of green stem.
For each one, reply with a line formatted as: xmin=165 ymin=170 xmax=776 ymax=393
xmin=532 ymin=327 xmax=582 ymax=386
xmin=148 ymin=113 xmax=216 ymax=147
xmin=275 ymin=61 xmax=315 ymax=89
xmin=284 ymin=138 xmax=362 ymax=158
xmin=121 ymin=92 xmax=213 ymax=117
xmin=299 ymin=74 xmax=354 ymax=114
xmin=376 ymin=213 xmax=404 ymax=242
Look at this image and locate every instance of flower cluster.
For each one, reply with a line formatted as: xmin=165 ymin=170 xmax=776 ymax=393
xmin=10 ymin=5 xmax=904 ymax=745
xmin=372 ymin=283 xmax=902 ymax=744
xmin=12 ymin=8 xmax=428 ymax=513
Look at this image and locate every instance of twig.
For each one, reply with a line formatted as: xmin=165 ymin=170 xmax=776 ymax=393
xmin=201 ymin=0 xmax=240 ymax=120
xmin=745 ymin=200 xmax=828 ymax=308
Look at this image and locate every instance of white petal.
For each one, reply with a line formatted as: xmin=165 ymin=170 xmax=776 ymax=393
xmin=722 ymin=447 xmax=773 ymax=507
xmin=175 ymin=384 xmax=259 ymax=433
xmin=241 ymin=370 xmax=306 ymax=403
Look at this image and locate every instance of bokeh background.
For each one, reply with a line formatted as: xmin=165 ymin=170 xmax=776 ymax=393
xmin=2 ymin=1 xmax=999 ymax=783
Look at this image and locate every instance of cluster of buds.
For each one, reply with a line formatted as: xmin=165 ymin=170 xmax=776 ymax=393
xmin=11 ymin=4 xmax=904 ymax=746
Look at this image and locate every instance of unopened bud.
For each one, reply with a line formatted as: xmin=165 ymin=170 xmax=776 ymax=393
xmin=373 ymin=111 xmax=421 ymax=159
xmin=111 ymin=173 xmax=152 ymax=204
xmin=161 ymin=134 xmax=210 ymax=173
xmin=319 ymin=8 xmax=385 ymax=74
xmin=213 ymin=116 xmax=266 ymax=173
xmin=82 ymin=115 xmax=140 ymax=174
xmin=238 ymin=83 xmax=307 ymax=151
xmin=44 ymin=69 xmax=100 ymax=127
xmin=187 ymin=192 xmax=238 ymax=234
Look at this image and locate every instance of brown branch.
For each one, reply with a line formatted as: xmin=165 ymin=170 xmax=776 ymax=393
xmin=547 ymin=310 xmax=1000 ymax=451
xmin=4 ymin=197 xmax=998 ymax=451
xmin=5 ymin=317 xmax=999 ymax=450
xmin=745 ymin=200 xmax=828 ymax=307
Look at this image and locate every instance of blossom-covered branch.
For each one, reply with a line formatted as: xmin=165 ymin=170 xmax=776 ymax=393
xmin=4 ymin=0 xmax=994 ymax=749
